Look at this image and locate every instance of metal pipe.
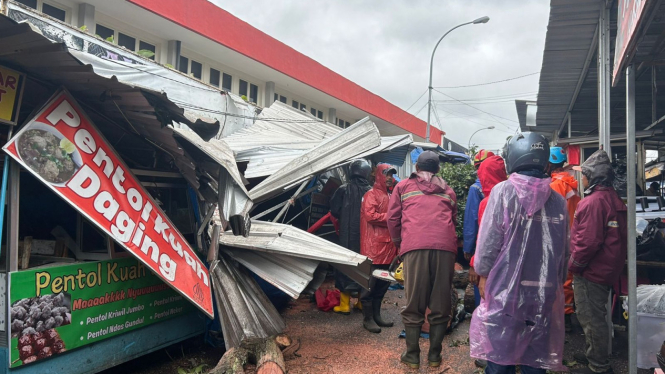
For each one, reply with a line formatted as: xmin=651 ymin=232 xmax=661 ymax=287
xmin=272 ymin=180 xmax=309 ymax=223
xmin=567 ymin=112 xmax=572 ymax=138
xmin=251 ymin=185 xmax=318 ymax=220
xmin=598 ymin=5 xmax=612 ymax=159
xmin=426 ymin=16 xmax=489 ymax=142
xmin=0 ymin=127 xmax=13 ymax=258
xmin=626 ymin=64 xmax=637 ymax=374
xmin=8 ymin=160 xmax=19 ymax=272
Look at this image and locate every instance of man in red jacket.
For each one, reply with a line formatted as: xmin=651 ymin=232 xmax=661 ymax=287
xmin=570 ymin=150 xmax=627 ymax=374
xmin=387 ymin=151 xmax=457 ymax=369
xmin=359 ymin=164 xmax=398 ymax=333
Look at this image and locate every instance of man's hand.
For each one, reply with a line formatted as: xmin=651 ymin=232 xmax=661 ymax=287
xmin=464 ymin=252 xmax=472 ymax=261
xmin=468 ymin=266 xmax=479 ymax=286
xmin=478 ymin=277 xmax=487 ymax=299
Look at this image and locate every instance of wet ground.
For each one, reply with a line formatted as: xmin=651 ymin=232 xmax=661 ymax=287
xmin=104 ymin=285 xmax=643 ymax=374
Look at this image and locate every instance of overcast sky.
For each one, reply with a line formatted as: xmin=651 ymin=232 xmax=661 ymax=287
xmin=211 ymin=0 xmax=550 ymax=152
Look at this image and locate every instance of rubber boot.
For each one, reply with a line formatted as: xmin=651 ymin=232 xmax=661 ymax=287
xmin=372 ymin=299 xmax=393 ymax=327
xmin=401 ymin=326 xmax=421 ymax=369
xmin=427 ymin=324 xmax=446 ymax=367
xmin=354 ymin=300 xmax=362 ymax=311
xmin=333 ymin=292 xmax=351 ymax=315
xmin=361 ymin=301 xmax=381 ymax=333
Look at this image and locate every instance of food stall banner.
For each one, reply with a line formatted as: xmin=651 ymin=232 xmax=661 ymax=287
xmin=2 ymin=89 xmax=213 ymax=318
xmin=8 ymin=258 xmax=195 ymax=367
xmin=0 ymin=65 xmax=25 ymax=125
xmin=613 ymin=0 xmax=649 ymax=83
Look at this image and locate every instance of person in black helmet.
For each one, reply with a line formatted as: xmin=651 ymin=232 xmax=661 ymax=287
xmin=329 ymin=159 xmax=373 ymax=314
xmin=469 ymin=132 xmax=569 ymax=373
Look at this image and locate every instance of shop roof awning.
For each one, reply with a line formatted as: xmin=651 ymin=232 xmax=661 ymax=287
xmin=247 ymin=117 xmax=382 ymax=202
xmin=216 ymin=220 xmax=372 ymax=291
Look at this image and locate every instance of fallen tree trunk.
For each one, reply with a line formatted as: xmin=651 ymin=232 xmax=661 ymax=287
xmin=210 ymin=335 xmax=290 ymax=374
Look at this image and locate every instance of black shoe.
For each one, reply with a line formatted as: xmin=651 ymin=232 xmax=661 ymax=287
xmin=361 ymin=301 xmax=381 ymax=333
xmin=571 ymin=366 xmax=614 ymax=374
xmin=573 ymin=352 xmax=589 ymax=365
xmin=565 ymin=314 xmax=573 ymax=332
xmin=427 ymin=324 xmax=446 ymax=367
xmin=401 ymin=326 xmax=421 ymax=369
xmin=474 ymin=359 xmax=487 ymax=368
xmin=372 ymin=300 xmax=393 ymax=327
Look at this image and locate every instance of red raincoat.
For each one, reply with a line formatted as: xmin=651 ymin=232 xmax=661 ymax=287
xmin=360 ymin=164 xmax=398 ymax=265
xmin=472 ymin=155 xmax=507 ymax=267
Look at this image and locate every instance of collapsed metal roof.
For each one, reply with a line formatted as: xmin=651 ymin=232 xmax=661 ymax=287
xmin=216 ymin=220 xmax=372 ymax=291
xmin=248 ymin=117 xmax=382 ymax=202
xmin=224 ymin=101 xmax=342 ymax=178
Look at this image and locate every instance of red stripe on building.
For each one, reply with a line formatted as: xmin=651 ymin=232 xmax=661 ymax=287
xmin=128 ymin=0 xmax=444 ymax=141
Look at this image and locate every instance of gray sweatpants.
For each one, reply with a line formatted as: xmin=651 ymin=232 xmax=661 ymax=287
xmin=574 ymin=275 xmax=612 ymax=373
xmin=401 ymin=249 xmax=455 ymax=327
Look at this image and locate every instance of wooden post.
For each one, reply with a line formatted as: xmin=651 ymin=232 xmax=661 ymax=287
xmin=20 ymin=236 xmax=32 ymax=269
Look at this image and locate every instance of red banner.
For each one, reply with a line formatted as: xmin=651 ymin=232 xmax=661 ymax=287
xmin=3 ymin=90 xmax=213 ymax=318
xmin=613 ymin=0 xmax=649 ymax=83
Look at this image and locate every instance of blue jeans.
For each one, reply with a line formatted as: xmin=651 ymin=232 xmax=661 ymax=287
xmin=474 ymin=284 xmax=481 ymax=306
xmin=485 ymin=361 xmax=546 ymax=374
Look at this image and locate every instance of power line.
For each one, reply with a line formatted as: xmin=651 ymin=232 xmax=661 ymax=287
xmin=433 ymin=91 xmax=538 ymax=102
xmin=435 ymin=105 xmax=515 ymax=135
xmin=433 ymin=72 xmax=540 ymax=89
xmin=432 ymin=89 xmax=520 ymax=127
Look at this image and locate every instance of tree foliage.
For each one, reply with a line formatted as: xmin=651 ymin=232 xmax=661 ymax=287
xmin=438 ymin=162 xmax=477 ymax=238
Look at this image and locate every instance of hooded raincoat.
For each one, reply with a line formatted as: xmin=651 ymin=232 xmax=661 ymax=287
xmin=550 ymin=171 xmax=581 ymax=228
xmin=330 ymin=175 xmax=372 ymax=291
xmin=471 ymin=156 xmax=507 ymax=268
xmin=469 ymin=173 xmax=569 ymax=370
xmin=360 ymin=164 xmax=398 ymax=265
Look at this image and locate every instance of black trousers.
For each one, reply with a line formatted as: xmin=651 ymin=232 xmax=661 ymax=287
xmin=360 ymin=264 xmax=391 ymax=304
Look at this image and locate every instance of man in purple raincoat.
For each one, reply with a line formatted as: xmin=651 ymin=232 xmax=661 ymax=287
xmin=469 ymin=132 xmax=569 ymax=373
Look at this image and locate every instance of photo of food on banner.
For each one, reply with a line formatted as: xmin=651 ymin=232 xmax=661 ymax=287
xmin=11 ymin=292 xmax=71 ymax=365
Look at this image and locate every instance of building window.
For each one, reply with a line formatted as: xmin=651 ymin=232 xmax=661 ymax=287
xmin=118 ymin=33 xmax=136 ymax=51
xmin=239 ymin=80 xmax=248 ymax=98
xmin=274 ymin=93 xmax=278 ymax=102
xmin=222 ymin=73 xmax=232 ymax=91
xmin=15 ymin=0 xmax=37 ymax=9
xmin=249 ymin=83 xmax=258 ymax=104
xmin=191 ymin=60 xmax=203 ymax=80
xmin=279 ymin=95 xmax=287 ymax=104
xmin=178 ymin=56 xmax=189 ymax=74
xmin=96 ymin=24 xmax=114 ymax=41
xmin=317 ymin=111 xmax=323 ymax=119
xmin=210 ymin=68 xmax=221 ymax=87
xmin=300 ymin=103 xmax=306 ymax=111
xmin=138 ymin=41 xmax=156 ymax=60
xmin=292 ymin=100 xmax=299 ymax=109
xmin=310 ymin=108 xmax=316 ymax=116
xmin=95 ymin=25 xmax=156 ymax=60
xmin=338 ymin=119 xmax=350 ymax=129
xmin=42 ymin=3 xmax=66 ymax=21
xmin=16 ymin=1 xmax=68 ymax=22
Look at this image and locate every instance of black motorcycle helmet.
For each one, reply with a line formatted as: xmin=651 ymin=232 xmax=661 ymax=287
xmin=349 ymin=159 xmax=372 ymax=180
xmin=504 ymin=132 xmax=550 ymax=174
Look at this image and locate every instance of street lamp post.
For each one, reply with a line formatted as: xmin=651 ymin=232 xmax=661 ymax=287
xmin=468 ymin=126 xmax=495 ymax=150
xmin=426 ymin=16 xmax=490 ymax=142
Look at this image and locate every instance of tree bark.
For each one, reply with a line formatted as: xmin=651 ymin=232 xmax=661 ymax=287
xmin=209 ymin=335 xmax=288 ymax=374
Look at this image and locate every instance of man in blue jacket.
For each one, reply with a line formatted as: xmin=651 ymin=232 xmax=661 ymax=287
xmin=463 ymin=149 xmax=494 ymax=307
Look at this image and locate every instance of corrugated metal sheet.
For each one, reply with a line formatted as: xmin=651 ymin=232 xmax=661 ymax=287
xmin=355 ymin=134 xmax=413 ymax=167
xmin=8 ymin=3 xmax=255 ymax=139
xmin=248 ymin=117 xmax=382 ymax=202
xmin=224 ymin=102 xmax=342 ymax=178
xmin=210 ymin=254 xmax=285 ymax=349
xmin=171 ymin=128 xmax=252 ymax=235
xmin=223 ymin=247 xmax=318 ymax=298
xmin=216 ymin=220 xmax=372 ymax=289
xmin=535 ymin=0 xmax=601 ymax=134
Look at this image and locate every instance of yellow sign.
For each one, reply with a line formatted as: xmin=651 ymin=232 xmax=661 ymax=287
xmin=0 ymin=65 xmax=25 ymax=125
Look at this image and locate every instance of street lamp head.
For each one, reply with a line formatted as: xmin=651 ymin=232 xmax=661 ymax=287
xmin=473 ymin=16 xmax=490 ymax=24
xmin=487 ymin=126 xmax=496 ymax=129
